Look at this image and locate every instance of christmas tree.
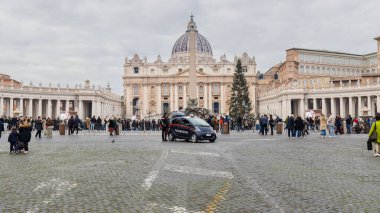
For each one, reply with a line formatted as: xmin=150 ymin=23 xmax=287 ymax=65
xmin=229 ymin=59 xmax=252 ymax=118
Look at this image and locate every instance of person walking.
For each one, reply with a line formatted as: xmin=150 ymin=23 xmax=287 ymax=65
xmin=0 ymin=118 xmax=4 ymax=138
xmin=294 ymin=116 xmax=304 ymax=138
xmin=327 ymin=113 xmax=335 ymax=137
xmin=19 ymin=118 xmax=32 ymax=154
xmin=35 ymin=116 xmax=43 ymax=139
xmin=45 ymin=117 xmax=54 ymax=138
xmin=369 ymin=113 xmax=380 ymax=157
xmin=160 ymin=113 xmax=169 ymax=141
xmin=286 ymin=114 xmax=295 ymax=138
xmin=320 ymin=114 xmax=327 ymax=138
xmin=74 ymin=115 xmax=80 ymax=134
xmin=269 ymin=115 xmax=275 ymax=135
xmin=68 ymin=116 xmax=74 ymax=135
xmin=346 ymin=114 xmax=352 ymax=134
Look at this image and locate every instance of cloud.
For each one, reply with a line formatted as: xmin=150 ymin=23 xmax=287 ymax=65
xmin=0 ymin=0 xmax=379 ymax=94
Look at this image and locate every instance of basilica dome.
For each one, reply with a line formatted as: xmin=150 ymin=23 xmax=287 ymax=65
xmin=171 ymin=16 xmax=213 ymax=56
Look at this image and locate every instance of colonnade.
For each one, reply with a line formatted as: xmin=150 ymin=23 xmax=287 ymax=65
xmin=288 ymin=95 xmax=380 ymax=118
xmin=0 ymin=97 xmax=119 ymax=120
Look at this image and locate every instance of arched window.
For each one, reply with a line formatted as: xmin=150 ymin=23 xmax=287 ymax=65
xmin=299 ymin=65 xmax=304 ymax=73
xmin=274 ymin=72 xmax=279 ymax=80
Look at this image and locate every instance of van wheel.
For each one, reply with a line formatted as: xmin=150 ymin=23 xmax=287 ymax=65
xmin=191 ymin=134 xmax=198 ymax=143
xmin=209 ymin=139 xmax=216 ymax=142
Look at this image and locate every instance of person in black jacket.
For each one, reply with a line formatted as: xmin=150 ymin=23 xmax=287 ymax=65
xmin=19 ymin=118 xmax=32 ymax=153
xmin=286 ymin=115 xmax=295 ymax=138
xmin=34 ymin=116 xmax=43 ymax=138
xmin=294 ymin=116 xmax=304 ymax=138
xmin=74 ymin=115 xmax=80 ymax=134
xmin=68 ymin=116 xmax=74 ymax=135
xmin=8 ymin=127 xmax=19 ymax=153
xmin=0 ymin=118 xmax=4 ymax=138
xmin=161 ymin=114 xmax=169 ymax=141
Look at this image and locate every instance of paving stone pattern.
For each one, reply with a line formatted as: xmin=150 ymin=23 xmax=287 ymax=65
xmin=0 ymin=131 xmax=378 ymax=212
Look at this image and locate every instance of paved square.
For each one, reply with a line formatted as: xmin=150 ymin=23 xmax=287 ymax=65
xmin=0 ymin=132 xmax=377 ymax=212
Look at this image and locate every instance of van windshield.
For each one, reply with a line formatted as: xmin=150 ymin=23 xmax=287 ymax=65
xmin=188 ymin=118 xmax=210 ymax=127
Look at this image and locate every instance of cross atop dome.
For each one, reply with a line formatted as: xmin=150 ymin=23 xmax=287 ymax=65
xmin=187 ymin=14 xmax=197 ymax=31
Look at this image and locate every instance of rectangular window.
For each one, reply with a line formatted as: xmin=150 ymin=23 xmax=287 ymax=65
xmin=162 ymin=83 xmax=170 ymax=96
xmin=134 ymin=67 xmax=139 ymax=74
xmin=213 ymin=68 xmax=218 ymax=73
xmin=151 ymin=69 xmax=154 ymax=73
xmin=163 ymin=68 xmax=168 ymax=73
xmin=133 ymin=84 xmax=139 ymax=96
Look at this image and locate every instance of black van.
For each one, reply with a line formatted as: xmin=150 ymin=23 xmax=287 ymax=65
xmin=167 ymin=116 xmax=217 ymax=143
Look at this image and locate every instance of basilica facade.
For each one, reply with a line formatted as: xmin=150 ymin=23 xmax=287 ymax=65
xmin=122 ymin=17 xmax=257 ymax=118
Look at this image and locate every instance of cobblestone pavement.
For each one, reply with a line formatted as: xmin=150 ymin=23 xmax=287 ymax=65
xmin=0 ymin=131 xmax=378 ymax=212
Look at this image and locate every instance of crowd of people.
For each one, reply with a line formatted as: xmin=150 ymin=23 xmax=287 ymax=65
xmin=2 ymin=111 xmax=378 ymax=155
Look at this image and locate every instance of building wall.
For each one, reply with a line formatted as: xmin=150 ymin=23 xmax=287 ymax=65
xmin=257 ymin=37 xmax=380 ymax=119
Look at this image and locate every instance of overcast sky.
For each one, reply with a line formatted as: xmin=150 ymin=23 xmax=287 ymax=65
xmin=0 ymin=0 xmax=379 ymax=95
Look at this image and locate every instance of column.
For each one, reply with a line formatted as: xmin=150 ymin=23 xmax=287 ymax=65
xmin=47 ymin=99 xmax=52 ymax=118
xmin=143 ymin=84 xmax=148 ymax=116
xmin=97 ymin=101 xmax=101 ymax=117
xmin=313 ymin=98 xmax=317 ymax=109
xmin=358 ymin=96 xmax=362 ymax=117
xmin=28 ymin=99 xmax=33 ymax=117
xmin=20 ymin=98 xmax=24 ymax=116
xmin=322 ymin=98 xmax=327 ymax=116
xmin=156 ymin=84 xmax=161 ymax=114
xmin=65 ymin=100 xmax=70 ymax=113
xmin=349 ymin=97 xmax=353 ymax=116
xmin=286 ymin=99 xmax=291 ymax=116
xmin=183 ymin=84 xmax=187 ymax=109
xmin=371 ymin=96 xmax=376 ymax=116
xmin=170 ymin=83 xmax=174 ymax=111
xmin=0 ymin=97 xmax=3 ymax=116
xmin=56 ymin=100 xmax=61 ymax=118
xmin=220 ymin=83 xmax=225 ymax=114
xmin=78 ymin=100 xmax=83 ymax=118
xmin=10 ymin=97 xmax=14 ymax=117
xmin=367 ymin=96 xmax=372 ymax=115
xmin=377 ymin=95 xmax=380 ymax=114
xmin=331 ymin=97 xmax=336 ymax=116
xmin=38 ymin=99 xmax=42 ymax=117
xmin=204 ymin=83 xmax=208 ymax=110
xmin=174 ymin=83 xmax=178 ymax=111
xmin=209 ymin=83 xmax=212 ymax=110
xmin=281 ymin=99 xmax=286 ymax=119
xmin=91 ymin=100 xmax=96 ymax=117
xmin=300 ymin=98 xmax=305 ymax=117
xmin=339 ymin=97 xmax=344 ymax=116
